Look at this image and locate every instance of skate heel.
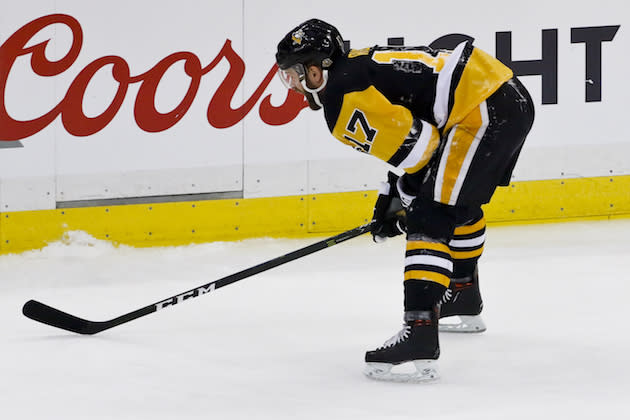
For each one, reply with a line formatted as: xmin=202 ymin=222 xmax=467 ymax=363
xmin=413 ymin=360 xmax=440 ymax=381
xmin=439 ymin=315 xmax=486 ymax=333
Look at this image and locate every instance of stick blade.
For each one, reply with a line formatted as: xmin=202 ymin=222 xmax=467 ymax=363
xmin=22 ymin=300 xmax=106 ymax=335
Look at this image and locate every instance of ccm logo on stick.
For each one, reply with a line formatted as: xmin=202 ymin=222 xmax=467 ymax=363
xmin=155 ymin=284 xmax=216 ymax=311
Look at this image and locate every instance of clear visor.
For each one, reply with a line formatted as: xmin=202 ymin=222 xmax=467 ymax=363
xmin=277 ymin=64 xmax=306 ymax=90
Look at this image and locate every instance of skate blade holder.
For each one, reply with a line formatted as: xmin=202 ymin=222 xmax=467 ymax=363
xmin=439 ymin=315 xmax=487 ymax=333
xmin=364 ymin=360 xmax=440 ymax=383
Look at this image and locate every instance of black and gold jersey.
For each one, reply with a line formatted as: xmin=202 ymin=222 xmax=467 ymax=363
xmin=320 ymin=41 xmax=513 ymax=176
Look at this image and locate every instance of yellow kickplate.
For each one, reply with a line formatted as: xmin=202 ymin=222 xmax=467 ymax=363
xmin=1 ymin=175 xmax=629 ymax=254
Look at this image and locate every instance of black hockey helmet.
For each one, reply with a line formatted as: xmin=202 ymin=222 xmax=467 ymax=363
xmin=276 ymin=18 xmax=346 ymax=72
xmin=276 ymin=19 xmax=345 ymax=109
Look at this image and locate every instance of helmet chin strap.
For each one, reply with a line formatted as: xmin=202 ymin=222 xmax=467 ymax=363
xmin=300 ymin=69 xmax=328 ymax=108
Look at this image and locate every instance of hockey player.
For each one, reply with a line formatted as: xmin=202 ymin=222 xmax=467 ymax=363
xmin=276 ymin=19 xmax=534 ymax=382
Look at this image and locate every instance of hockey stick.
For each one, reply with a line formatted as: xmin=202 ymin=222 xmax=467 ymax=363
xmin=22 ymin=221 xmax=375 ymax=335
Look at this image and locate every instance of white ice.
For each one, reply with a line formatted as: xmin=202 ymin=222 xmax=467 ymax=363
xmin=2 ymin=219 xmax=630 ymax=419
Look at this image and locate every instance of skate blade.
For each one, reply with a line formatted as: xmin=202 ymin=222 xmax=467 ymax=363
xmin=364 ymin=360 xmax=440 ymax=383
xmin=439 ymin=315 xmax=486 ymax=333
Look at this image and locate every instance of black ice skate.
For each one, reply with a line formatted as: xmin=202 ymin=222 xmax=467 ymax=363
xmin=364 ymin=310 xmax=440 ymax=383
xmin=439 ymin=268 xmax=486 ymax=333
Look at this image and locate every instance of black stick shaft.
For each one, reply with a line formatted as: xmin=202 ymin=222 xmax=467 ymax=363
xmin=23 ymin=221 xmax=374 ymax=335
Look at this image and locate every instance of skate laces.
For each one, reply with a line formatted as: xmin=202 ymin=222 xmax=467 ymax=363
xmin=378 ymin=325 xmax=411 ymax=349
xmin=438 ymin=289 xmax=453 ymax=306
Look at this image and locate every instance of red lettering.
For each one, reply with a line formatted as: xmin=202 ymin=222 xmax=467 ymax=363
xmin=259 ymin=85 xmax=309 ymax=126
xmin=206 ymin=42 xmax=276 ymax=129
xmin=0 ymin=14 xmax=306 ymax=142
xmin=61 ymin=56 xmax=130 ymax=136
xmin=0 ymin=14 xmax=82 ymax=140
xmin=132 ymin=52 xmax=202 ymax=132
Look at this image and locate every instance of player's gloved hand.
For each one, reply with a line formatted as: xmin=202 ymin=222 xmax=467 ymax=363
xmin=371 ymin=171 xmax=407 ymax=243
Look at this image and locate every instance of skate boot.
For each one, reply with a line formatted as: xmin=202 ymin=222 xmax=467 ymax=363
xmin=439 ymin=267 xmax=486 ymax=333
xmin=364 ymin=310 xmax=440 ymax=383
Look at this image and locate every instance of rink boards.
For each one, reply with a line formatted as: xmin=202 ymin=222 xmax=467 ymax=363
xmin=0 ymin=1 xmax=628 ymax=253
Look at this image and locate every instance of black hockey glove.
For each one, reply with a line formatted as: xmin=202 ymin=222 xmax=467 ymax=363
xmin=371 ymin=171 xmax=407 ymax=243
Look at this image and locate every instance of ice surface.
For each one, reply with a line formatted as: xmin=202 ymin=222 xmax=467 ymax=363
xmin=2 ymin=220 xmax=630 ymax=419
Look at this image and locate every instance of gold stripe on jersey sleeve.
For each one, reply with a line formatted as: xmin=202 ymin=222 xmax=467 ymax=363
xmin=406 ymin=240 xmax=451 ymax=255
xmin=331 ymin=86 xmax=413 ymax=162
xmin=453 ymin=217 xmax=486 ymax=235
xmin=444 ymin=47 xmax=513 ymax=133
xmin=404 ymin=270 xmax=451 ymax=287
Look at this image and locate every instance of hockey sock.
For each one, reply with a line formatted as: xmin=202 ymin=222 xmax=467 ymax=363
xmin=450 ymin=214 xmax=485 ymax=278
xmin=404 ymin=237 xmax=450 ymax=311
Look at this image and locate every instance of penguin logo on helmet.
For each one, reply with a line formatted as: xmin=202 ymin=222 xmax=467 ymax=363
xmin=291 ymin=29 xmax=305 ymax=45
